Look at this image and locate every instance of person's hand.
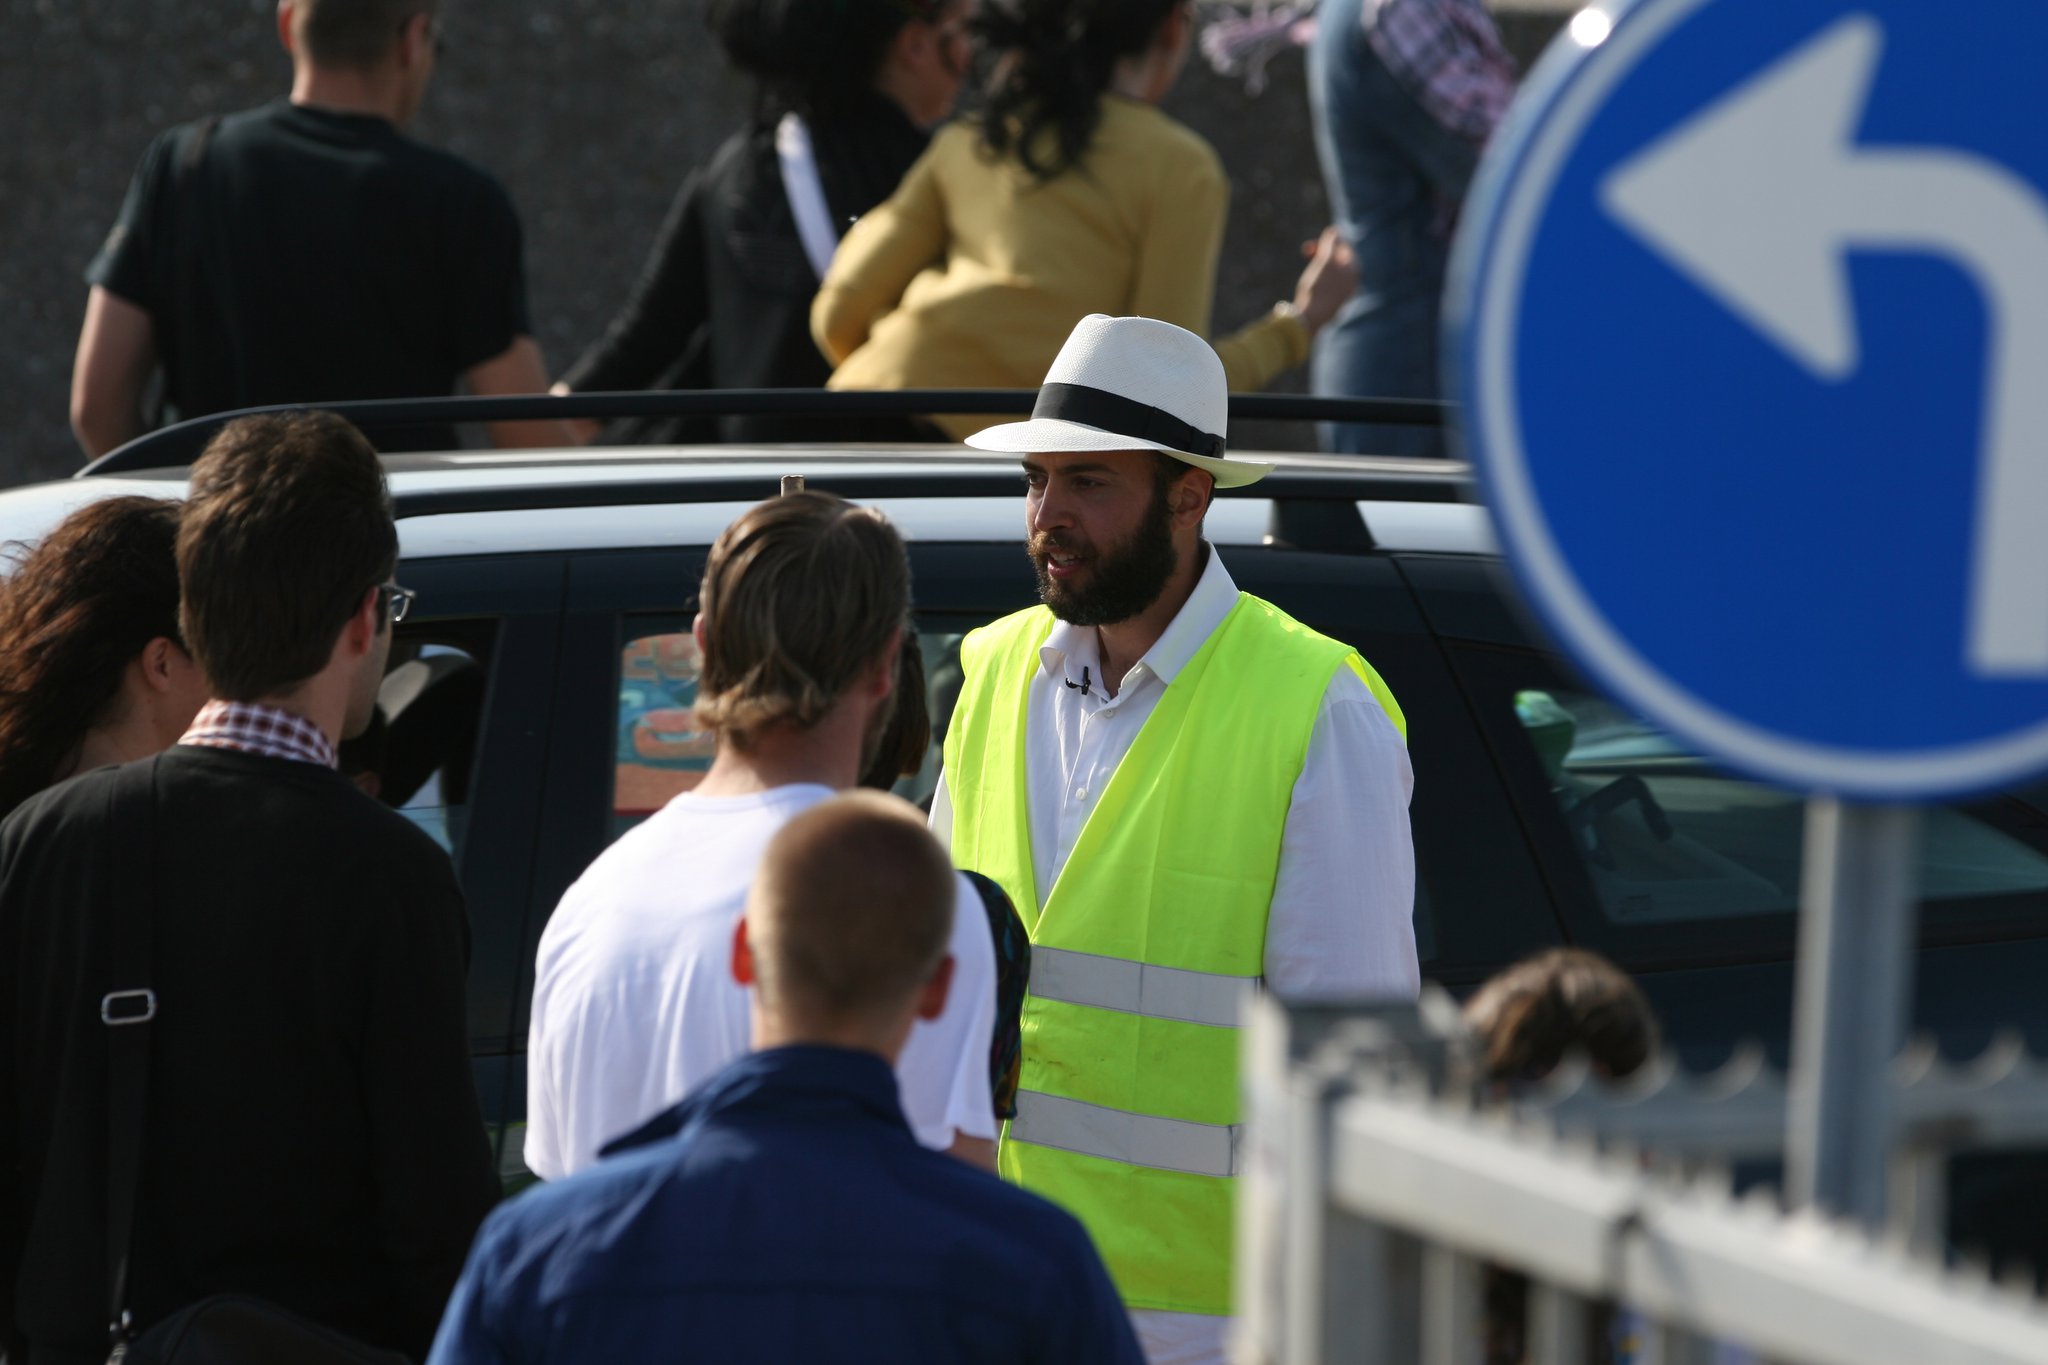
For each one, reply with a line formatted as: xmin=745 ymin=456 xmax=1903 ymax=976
xmin=1290 ymin=227 xmax=1358 ymax=337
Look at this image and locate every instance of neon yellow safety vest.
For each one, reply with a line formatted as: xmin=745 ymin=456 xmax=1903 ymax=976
xmin=943 ymin=594 xmax=1405 ymax=1316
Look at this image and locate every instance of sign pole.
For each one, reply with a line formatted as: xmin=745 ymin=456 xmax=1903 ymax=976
xmin=1785 ymin=798 xmax=1921 ymax=1225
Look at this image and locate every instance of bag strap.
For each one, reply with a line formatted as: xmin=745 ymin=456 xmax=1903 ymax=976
xmin=174 ymin=117 xmax=219 ymax=258
xmin=154 ymin=114 xmax=219 ymax=430
xmin=103 ymin=756 xmax=162 ymax=1350
xmin=774 ymin=112 xmax=842 ymax=282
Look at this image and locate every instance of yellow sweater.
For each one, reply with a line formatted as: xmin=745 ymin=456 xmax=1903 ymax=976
xmin=812 ymin=98 xmax=1308 ymax=439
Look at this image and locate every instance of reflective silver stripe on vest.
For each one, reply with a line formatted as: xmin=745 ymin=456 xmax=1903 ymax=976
xmin=1029 ymin=946 xmax=1256 ymax=1029
xmin=1009 ymin=1091 xmax=1243 ymax=1178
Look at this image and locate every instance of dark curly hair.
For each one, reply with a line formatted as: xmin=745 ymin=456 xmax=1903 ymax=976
xmin=710 ymin=0 xmax=944 ymax=123
xmin=1462 ymin=947 xmax=1659 ymax=1084
xmin=974 ymin=0 xmax=1183 ymax=180
xmin=0 ymin=497 xmax=183 ymax=821
xmin=859 ymin=629 xmax=931 ymax=791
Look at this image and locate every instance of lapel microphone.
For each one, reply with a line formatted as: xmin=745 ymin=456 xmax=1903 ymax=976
xmin=1065 ymin=665 xmax=1093 ymax=697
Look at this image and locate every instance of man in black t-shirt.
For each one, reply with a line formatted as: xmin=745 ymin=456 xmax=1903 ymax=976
xmin=70 ymin=0 xmax=574 ymax=458
xmin=0 ymin=411 xmax=500 ymax=1362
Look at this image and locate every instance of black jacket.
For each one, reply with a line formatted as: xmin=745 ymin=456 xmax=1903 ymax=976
xmin=561 ymin=92 xmax=930 ymax=443
xmin=0 ymin=746 xmax=499 ymax=1360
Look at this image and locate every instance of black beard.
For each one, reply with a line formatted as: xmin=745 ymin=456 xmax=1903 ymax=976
xmin=1031 ymin=480 xmax=1178 ymax=627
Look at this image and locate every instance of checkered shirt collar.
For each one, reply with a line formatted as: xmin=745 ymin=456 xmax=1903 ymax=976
xmin=179 ymin=700 xmax=340 ymax=770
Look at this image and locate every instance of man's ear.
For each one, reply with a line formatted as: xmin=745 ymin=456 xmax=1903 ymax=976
xmin=1171 ymin=467 xmax=1214 ymax=526
xmin=138 ymin=637 xmax=179 ymax=695
xmin=870 ymin=625 xmax=905 ymax=701
xmin=395 ymin=10 xmax=432 ymax=69
xmin=915 ymin=953 xmax=955 ymax=1022
xmin=731 ymin=917 xmax=758 ymax=988
xmin=346 ymin=585 xmax=381 ymax=656
xmin=276 ymin=1 xmax=297 ymax=55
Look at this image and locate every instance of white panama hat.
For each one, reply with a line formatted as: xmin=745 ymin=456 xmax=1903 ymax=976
xmin=964 ymin=314 xmax=1273 ymax=489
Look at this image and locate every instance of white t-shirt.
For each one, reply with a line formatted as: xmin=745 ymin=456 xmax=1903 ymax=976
xmin=524 ymin=783 xmax=998 ymax=1181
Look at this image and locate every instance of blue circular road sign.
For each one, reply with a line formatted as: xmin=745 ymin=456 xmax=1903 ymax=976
xmin=1452 ymin=0 xmax=2048 ymax=799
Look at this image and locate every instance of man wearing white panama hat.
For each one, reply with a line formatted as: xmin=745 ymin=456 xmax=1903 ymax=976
xmin=932 ymin=313 xmax=1419 ymax=1364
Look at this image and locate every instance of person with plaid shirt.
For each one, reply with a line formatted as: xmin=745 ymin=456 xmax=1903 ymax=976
xmin=0 ymin=412 xmax=497 ymax=1362
xmin=1307 ymin=0 xmax=1517 ymax=456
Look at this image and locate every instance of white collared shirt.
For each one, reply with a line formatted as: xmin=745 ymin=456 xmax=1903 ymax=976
xmin=931 ymin=546 xmax=1419 ymax=1001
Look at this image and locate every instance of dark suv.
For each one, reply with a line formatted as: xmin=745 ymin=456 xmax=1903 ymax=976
xmin=14 ymin=403 xmax=2048 ymax=1191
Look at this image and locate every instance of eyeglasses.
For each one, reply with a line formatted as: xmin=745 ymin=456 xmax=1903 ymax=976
xmin=378 ymin=581 xmax=418 ymax=625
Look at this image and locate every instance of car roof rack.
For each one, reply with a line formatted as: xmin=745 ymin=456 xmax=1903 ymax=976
xmin=78 ymin=388 xmax=1452 ymax=477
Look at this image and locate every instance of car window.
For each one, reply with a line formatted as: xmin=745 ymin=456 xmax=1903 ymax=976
xmin=1504 ymin=680 xmax=2048 ymax=934
xmin=609 ymin=616 xmax=966 ymax=843
xmin=364 ymin=629 xmax=494 ymax=864
xmin=613 ymin=618 xmax=709 ymax=840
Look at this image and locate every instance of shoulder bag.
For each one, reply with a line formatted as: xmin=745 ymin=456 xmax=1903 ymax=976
xmin=101 ymin=757 xmax=410 ymax=1365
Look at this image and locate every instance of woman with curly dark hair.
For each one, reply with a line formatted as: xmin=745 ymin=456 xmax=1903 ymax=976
xmin=0 ymin=496 xmax=208 ymax=821
xmin=813 ymin=0 xmax=1355 ymax=438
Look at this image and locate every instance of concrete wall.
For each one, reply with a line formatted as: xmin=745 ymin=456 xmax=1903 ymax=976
xmin=2 ymin=0 xmax=1566 ymax=488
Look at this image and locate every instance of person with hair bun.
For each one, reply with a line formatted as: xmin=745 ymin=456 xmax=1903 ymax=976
xmin=554 ymin=0 xmax=974 ymax=442
xmin=524 ymin=492 xmax=1001 ymax=1185
xmin=0 ymin=496 xmax=208 ymax=822
xmin=812 ymin=0 xmax=1356 ymax=437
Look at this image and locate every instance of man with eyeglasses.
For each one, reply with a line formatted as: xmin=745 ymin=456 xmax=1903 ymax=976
xmin=0 ymin=412 xmax=498 ymax=1362
xmin=70 ymin=0 xmax=576 ymax=460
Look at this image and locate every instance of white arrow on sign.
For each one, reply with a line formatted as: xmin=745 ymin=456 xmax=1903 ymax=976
xmin=1601 ymin=14 xmax=2048 ymax=677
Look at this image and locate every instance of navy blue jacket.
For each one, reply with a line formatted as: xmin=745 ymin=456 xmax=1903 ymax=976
xmin=427 ymin=1045 xmax=1143 ymax=1364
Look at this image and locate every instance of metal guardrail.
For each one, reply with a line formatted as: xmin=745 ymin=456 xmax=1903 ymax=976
xmin=1239 ymin=994 xmax=2048 ymax=1365
xmin=1524 ymin=1033 xmax=2048 ymax=1255
xmin=79 ymin=389 xmax=1455 ymax=477
xmin=1532 ymin=1034 xmax=2048 ymax=1158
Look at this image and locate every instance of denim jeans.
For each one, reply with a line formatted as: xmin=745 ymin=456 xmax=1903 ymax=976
xmin=1307 ymin=0 xmax=1481 ymax=455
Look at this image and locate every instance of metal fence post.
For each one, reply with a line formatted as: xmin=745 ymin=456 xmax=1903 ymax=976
xmin=1420 ymin=1244 xmax=1483 ymax=1365
xmin=1280 ymin=1056 xmax=1338 ymax=1365
xmin=1527 ymin=1283 xmax=1594 ymax=1365
xmin=1786 ymin=799 xmax=1921 ymax=1225
xmin=1237 ymin=994 xmax=1290 ymax=1365
xmin=1887 ymin=1141 xmax=1947 ymax=1258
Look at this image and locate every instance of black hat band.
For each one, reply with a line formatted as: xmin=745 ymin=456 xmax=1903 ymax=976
xmin=1032 ymin=382 xmax=1226 ymax=460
